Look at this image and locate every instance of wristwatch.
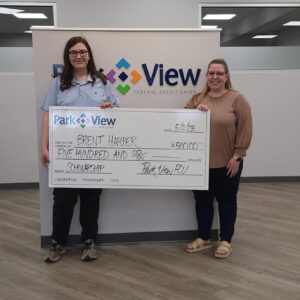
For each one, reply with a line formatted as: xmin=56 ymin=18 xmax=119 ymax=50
xmin=234 ymin=155 xmax=243 ymax=162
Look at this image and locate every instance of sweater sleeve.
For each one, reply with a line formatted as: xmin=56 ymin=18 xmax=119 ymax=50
xmin=234 ymin=93 xmax=253 ymax=157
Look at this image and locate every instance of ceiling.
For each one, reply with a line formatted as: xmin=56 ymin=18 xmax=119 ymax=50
xmin=202 ymin=6 xmax=300 ymax=46
xmin=0 ymin=5 xmax=300 ymax=47
xmin=0 ymin=5 xmax=54 ymax=47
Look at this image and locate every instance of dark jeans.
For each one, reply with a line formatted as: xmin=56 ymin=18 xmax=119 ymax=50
xmin=52 ymin=188 xmax=102 ymax=245
xmin=193 ymin=161 xmax=243 ymax=243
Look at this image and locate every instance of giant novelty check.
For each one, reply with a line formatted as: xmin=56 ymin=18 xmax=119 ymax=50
xmin=49 ymin=107 xmax=210 ymax=189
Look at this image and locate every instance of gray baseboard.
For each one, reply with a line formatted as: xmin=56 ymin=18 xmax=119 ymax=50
xmin=0 ymin=182 xmax=39 ymax=189
xmin=41 ymin=229 xmax=219 ymax=247
xmin=240 ymin=176 xmax=300 ymax=182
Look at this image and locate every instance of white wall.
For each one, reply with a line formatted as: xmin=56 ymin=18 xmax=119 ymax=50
xmin=232 ymin=70 xmax=300 ymax=177
xmin=0 ymin=73 xmax=38 ymax=183
xmin=56 ymin=0 xmax=199 ymax=28
xmin=222 ymin=47 xmax=300 ymax=70
xmin=0 ymin=48 xmax=33 ymax=72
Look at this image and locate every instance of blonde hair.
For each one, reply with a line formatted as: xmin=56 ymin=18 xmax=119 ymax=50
xmin=192 ymin=58 xmax=233 ymax=106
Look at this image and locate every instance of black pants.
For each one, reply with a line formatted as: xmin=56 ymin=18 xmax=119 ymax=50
xmin=52 ymin=188 xmax=102 ymax=245
xmin=193 ymin=161 xmax=243 ymax=243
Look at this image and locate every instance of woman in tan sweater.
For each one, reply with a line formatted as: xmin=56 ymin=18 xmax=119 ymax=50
xmin=185 ymin=58 xmax=252 ymax=258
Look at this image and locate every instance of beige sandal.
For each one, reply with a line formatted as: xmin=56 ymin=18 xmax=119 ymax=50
xmin=215 ymin=241 xmax=232 ymax=258
xmin=185 ymin=238 xmax=212 ymax=253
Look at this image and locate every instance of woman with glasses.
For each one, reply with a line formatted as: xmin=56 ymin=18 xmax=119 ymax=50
xmin=40 ymin=36 xmax=119 ymax=263
xmin=184 ymin=58 xmax=252 ymax=258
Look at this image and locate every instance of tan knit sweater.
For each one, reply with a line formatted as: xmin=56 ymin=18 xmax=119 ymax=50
xmin=185 ymin=90 xmax=253 ymax=168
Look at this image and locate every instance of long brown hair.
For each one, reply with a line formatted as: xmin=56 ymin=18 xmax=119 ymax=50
xmin=60 ymin=36 xmax=107 ymax=91
xmin=192 ymin=58 xmax=233 ymax=106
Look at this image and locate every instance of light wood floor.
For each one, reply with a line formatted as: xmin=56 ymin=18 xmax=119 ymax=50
xmin=0 ymin=182 xmax=299 ymax=300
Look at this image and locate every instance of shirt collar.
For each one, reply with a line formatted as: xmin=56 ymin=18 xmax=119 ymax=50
xmin=71 ymin=74 xmax=94 ymax=85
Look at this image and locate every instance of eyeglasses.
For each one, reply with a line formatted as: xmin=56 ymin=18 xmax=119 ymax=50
xmin=207 ymin=71 xmax=227 ymax=77
xmin=68 ymin=50 xmax=88 ymax=58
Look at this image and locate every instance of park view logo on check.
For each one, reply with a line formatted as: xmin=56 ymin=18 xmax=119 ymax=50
xmin=53 ymin=113 xmax=116 ymax=128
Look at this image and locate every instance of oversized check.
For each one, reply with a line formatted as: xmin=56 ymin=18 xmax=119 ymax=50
xmin=49 ymin=107 xmax=210 ymax=190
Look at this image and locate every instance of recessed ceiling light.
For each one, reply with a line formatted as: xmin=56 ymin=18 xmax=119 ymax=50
xmin=203 ymin=14 xmax=236 ymax=20
xmin=0 ymin=7 xmax=24 ymax=14
xmin=36 ymin=26 xmax=55 ymax=29
xmin=30 ymin=25 xmax=55 ymax=31
xmin=283 ymin=21 xmax=300 ymax=26
xmin=201 ymin=25 xmax=218 ymax=29
xmin=24 ymin=30 xmax=32 ymax=34
xmin=252 ymin=35 xmax=278 ymax=39
xmin=13 ymin=13 xmax=47 ymax=19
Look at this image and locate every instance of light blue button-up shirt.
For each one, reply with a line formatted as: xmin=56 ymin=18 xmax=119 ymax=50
xmin=41 ymin=75 xmax=119 ymax=111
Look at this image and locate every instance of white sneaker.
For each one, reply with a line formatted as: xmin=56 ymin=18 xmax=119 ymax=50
xmin=44 ymin=240 xmax=66 ymax=263
xmin=81 ymin=239 xmax=97 ymax=261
